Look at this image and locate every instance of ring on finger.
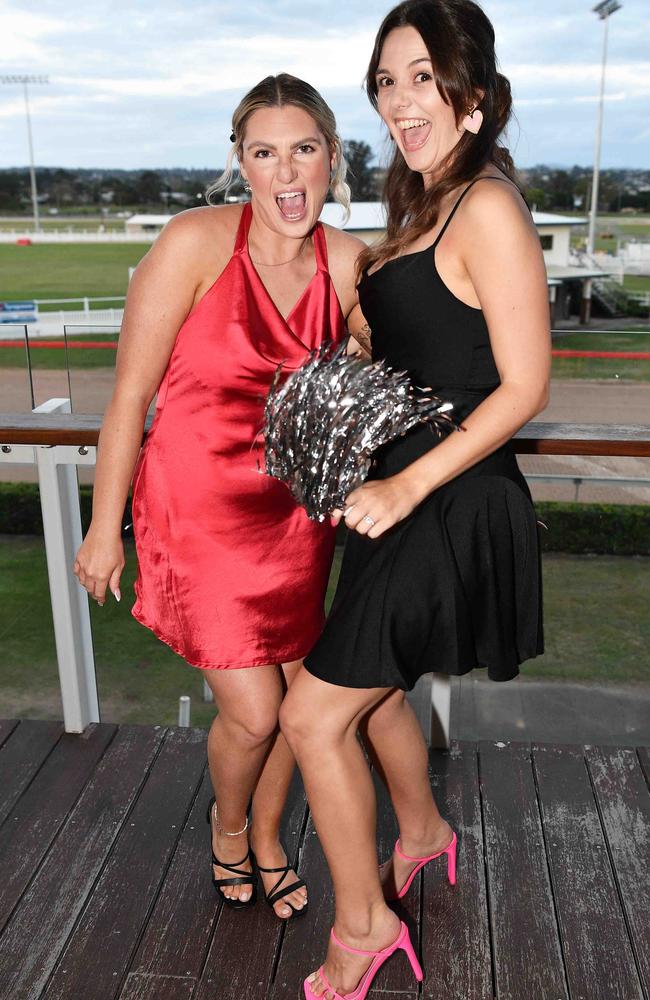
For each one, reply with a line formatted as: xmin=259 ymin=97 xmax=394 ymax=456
xmin=363 ymin=514 xmax=376 ymax=527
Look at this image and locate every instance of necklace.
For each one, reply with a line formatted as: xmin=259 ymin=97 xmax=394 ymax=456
xmin=249 ymin=237 xmax=310 ymax=267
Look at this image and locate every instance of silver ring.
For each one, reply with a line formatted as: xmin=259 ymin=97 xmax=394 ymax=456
xmin=363 ymin=515 xmax=376 ymax=527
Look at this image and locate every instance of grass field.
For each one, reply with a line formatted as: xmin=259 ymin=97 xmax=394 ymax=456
xmin=0 ymin=243 xmax=149 ymax=302
xmin=2 ymin=328 xmax=648 ymax=379
xmin=623 ymin=274 xmax=650 ymax=292
xmin=0 ymin=538 xmax=647 ymax=727
xmin=0 ymin=332 xmax=118 ymax=369
xmin=551 ymin=329 xmax=650 ymax=381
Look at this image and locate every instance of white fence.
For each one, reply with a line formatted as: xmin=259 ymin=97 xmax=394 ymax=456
xmin=0 ymin=231 xmax=153 ymax=243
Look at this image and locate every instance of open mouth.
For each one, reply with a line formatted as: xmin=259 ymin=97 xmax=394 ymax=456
xmin=276 ymin=190 xmax=307 ymax=221
xmin=396 ymin=118 xmax=432 ymax=152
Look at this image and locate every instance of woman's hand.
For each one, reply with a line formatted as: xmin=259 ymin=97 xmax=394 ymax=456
xmin=332 ymin=474 xmax=425 ymax=538
xmin=73 ymin=528 xmax=125 ymax=607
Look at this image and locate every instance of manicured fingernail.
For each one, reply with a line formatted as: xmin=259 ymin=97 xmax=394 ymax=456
xmin=240 ymin=892 xmax=249 ymax=901
xmin=113 ymin=588 xmax=121 ymax=603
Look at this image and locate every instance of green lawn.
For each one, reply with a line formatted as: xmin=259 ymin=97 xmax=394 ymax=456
xmin=0 ymin=243 xmax=149 ymax=302
xmin=0 ymin=332 xmax=118 ymax=369
xmin=623 ymin=275 xmax=650 ymax=293
xmin=0 ymin=538 xmax=647 ymax=727
xmin=552 ymin=329 xmax=650 ymax=381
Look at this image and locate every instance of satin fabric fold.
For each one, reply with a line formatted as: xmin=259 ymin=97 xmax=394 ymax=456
xmin=131 ymin=204 xmax=345 ymax=668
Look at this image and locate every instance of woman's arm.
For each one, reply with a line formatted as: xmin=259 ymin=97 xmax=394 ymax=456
xmin=338 ymin=183 xmax=551 ymax=536
xmin=73 ymin=211 xmax=217 ymax=604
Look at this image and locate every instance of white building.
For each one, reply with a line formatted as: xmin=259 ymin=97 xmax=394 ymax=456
xmin=127 ymin=202 xmax=606 ymax=320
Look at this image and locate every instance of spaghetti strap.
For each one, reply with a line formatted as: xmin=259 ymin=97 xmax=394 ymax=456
xmin=433 ymin=176 xmax=519 ymax=248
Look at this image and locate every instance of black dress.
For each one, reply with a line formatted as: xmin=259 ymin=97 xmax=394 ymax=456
xmin=304 ymin=177 xmax=544 ymax=691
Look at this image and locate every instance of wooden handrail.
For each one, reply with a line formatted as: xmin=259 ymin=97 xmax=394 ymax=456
xmin=1 ymin=413 xmax=650 ymax=457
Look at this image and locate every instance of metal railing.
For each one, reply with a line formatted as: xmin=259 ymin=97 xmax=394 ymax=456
xmin=2 ymin=404 xmax=649 ymax=746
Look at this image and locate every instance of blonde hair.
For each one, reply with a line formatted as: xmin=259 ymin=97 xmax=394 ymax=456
xmin=207 ymin=74 xmax=351 ymax=222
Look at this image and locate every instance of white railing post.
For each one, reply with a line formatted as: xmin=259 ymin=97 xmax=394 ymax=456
xmin=33 ymin=398 xmax=100 ymax=732
xmin=430 ymin=673 xmax=451 ymax=748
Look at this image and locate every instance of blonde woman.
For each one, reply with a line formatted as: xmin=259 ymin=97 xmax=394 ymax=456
xmin=74 ymin=74 xmax=366 ymax=920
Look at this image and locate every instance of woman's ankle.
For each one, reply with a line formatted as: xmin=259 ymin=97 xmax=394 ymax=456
xmin=333 ymin=901 xmax=399 ymax=945
xmin=398 ymin=815 xmax=452 ymax=855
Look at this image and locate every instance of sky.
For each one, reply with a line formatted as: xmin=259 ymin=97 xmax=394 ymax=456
xmin=1 ymin=0 xmax=649 ymax=172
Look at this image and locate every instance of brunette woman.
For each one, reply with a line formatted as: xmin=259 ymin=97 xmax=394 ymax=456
xmin=279 ymin=2 xmax=550 ymax=995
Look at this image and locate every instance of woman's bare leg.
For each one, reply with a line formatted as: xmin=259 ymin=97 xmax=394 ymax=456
xmin=280 ymin=670 xmax=402 ymax=1000
xmin=360 ymin=689 xmax=453 ymax=896
xmin=249 ymin=660 xmax=308 ymax=917
xmin=204 ymin=663 xmax=283 ymax=905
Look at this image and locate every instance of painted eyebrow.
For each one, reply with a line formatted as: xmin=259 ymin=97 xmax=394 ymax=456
xmin=245 ymin=136 xmax=323 ymax=151
xmin=375 ymin=58 xmax=432 ymax=75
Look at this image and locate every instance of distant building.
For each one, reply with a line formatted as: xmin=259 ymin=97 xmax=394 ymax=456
xmin=126 ymin=202 xmax=607 ymax=321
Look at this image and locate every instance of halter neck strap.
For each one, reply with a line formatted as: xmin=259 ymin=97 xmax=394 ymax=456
xmin=234 ymin=200 xmax=327 ymax=269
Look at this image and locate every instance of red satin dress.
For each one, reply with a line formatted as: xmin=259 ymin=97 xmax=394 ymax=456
xmin=131 ymin=203 xmax=345 ymax=669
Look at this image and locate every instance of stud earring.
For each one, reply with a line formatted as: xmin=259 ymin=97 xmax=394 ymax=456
xmin=242 ymin=179 xmax=251 ymax=194
xmin=462 ymin=106 xmax=483 ymax=134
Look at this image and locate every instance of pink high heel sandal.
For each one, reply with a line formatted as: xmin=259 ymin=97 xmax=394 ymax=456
xmin=387 ymin=829 xmax=457 ymax=900
xmin=303 ymin=920 xmax=423 ymax=1000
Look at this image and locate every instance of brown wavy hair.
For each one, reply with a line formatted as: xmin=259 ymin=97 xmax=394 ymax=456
xmin=358 ymin=0 xmax=516 ymax=276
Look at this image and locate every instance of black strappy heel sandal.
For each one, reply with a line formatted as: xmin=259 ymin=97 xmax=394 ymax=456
xmin=253 ymin=852 xmax=308 ymax=919
xmin=206 ymin=797 xmax=257 ymax=909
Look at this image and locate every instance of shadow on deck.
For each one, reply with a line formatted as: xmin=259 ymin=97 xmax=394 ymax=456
xmin=0 ymin=720 xmax=648 ymax=1000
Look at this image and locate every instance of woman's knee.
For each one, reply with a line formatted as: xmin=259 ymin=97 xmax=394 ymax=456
xmin=278 ymin=690 xmax=310 ymax=748
xmin=217 ymin=703 xmax=279 ymax=748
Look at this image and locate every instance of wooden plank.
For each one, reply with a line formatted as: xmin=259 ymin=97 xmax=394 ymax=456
xmin=0 ymin=719 xmax=63 ymax=826
xmin=0 ymin=725 xmax=165 ymax=1000
xmin=637 ymin=747 xmax=650 ymax=787
xmin=43 ymin=726 xmax=207 ymax=1000
xmin=533 ymin=742 xmax=644 ymax=1000
xmin=0 ymin=721 xmax=18 ymax=749
xmin=0 ymin=722 xmax=117 ymax=932
xmin=3 ymin=411 xmax=650 ymax=456
xmin=120 ymin=769 xmax=217 ymax=991
xmin=421 ymin=742 xmax=492 ymax=1000
xmin=120 ymin=974 xmax=195 ymax=1000
xmin=479 ymin=740 xmax=567 ymax=1000
xmin=514 ymin=421 xmax=650 ymax=457
xmin=586 ymin=746 xmax=650 ymax=995
xmin=197 ymin=765 xmax=309 ymax=1000
xmin=0 ymin=412 xmax=151 ymax=447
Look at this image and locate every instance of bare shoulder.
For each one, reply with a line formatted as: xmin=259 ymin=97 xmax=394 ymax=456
xmin=157 ymin=203 xmax=243 ymax=253
xmin=462 ymin=175 xmax=534 ymax=235
xmin=321 ymin=223 xmax=366 ymax=265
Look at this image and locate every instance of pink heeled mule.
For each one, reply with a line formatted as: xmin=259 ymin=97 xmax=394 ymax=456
xmin=303 ymin=920 xmax=423 ymax=1000
xmin=387 ymin=829 xmax=457 ymax=900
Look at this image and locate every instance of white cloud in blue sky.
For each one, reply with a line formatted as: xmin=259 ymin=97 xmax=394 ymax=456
xmin=1 ymin=0 xmax=648 ymax=170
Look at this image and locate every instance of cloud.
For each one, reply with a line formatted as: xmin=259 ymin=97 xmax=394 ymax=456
xmin=0 ymin=0 xmax=648 ymax=168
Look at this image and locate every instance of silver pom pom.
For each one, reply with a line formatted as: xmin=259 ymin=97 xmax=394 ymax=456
xmin=263 ymin=341 xmax=457 ymax=521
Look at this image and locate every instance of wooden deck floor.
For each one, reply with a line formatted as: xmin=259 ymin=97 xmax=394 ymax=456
xmin=0 ymin=719 xmax=648 ymax=1000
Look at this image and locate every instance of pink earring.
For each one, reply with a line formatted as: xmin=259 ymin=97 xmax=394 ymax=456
xmin=463 ymin=107 xmax=483 ymax=134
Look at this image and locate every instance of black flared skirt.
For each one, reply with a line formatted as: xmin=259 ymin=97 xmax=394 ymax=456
xmin=305 ymin=392 xmax=544 ymax=691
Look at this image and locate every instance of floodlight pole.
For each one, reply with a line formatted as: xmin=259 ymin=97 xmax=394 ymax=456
xmin=587 ymin=2 xmax=621 ymax=256
xmin=0 ymin=75 xmax=49 ymax=233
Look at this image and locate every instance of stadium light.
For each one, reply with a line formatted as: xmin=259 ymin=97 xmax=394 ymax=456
xmin=586 ymin=1 xmax=622 ymax=255
xmin=0 ymin=75 xmax=50 ymax=233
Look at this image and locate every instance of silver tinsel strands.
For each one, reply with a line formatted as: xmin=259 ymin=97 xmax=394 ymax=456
xmin=263 ymin=342 xmax=457 ymax=521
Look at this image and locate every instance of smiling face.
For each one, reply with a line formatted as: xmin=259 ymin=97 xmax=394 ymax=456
xmin=239 ymin=104 xmax=333 ymax=238
xmin=376 ymin=25 xmax=464 ymax=184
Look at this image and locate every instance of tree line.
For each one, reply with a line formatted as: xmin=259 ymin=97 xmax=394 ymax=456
xmin=0 ymin=151 xmax=649 ymax=214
